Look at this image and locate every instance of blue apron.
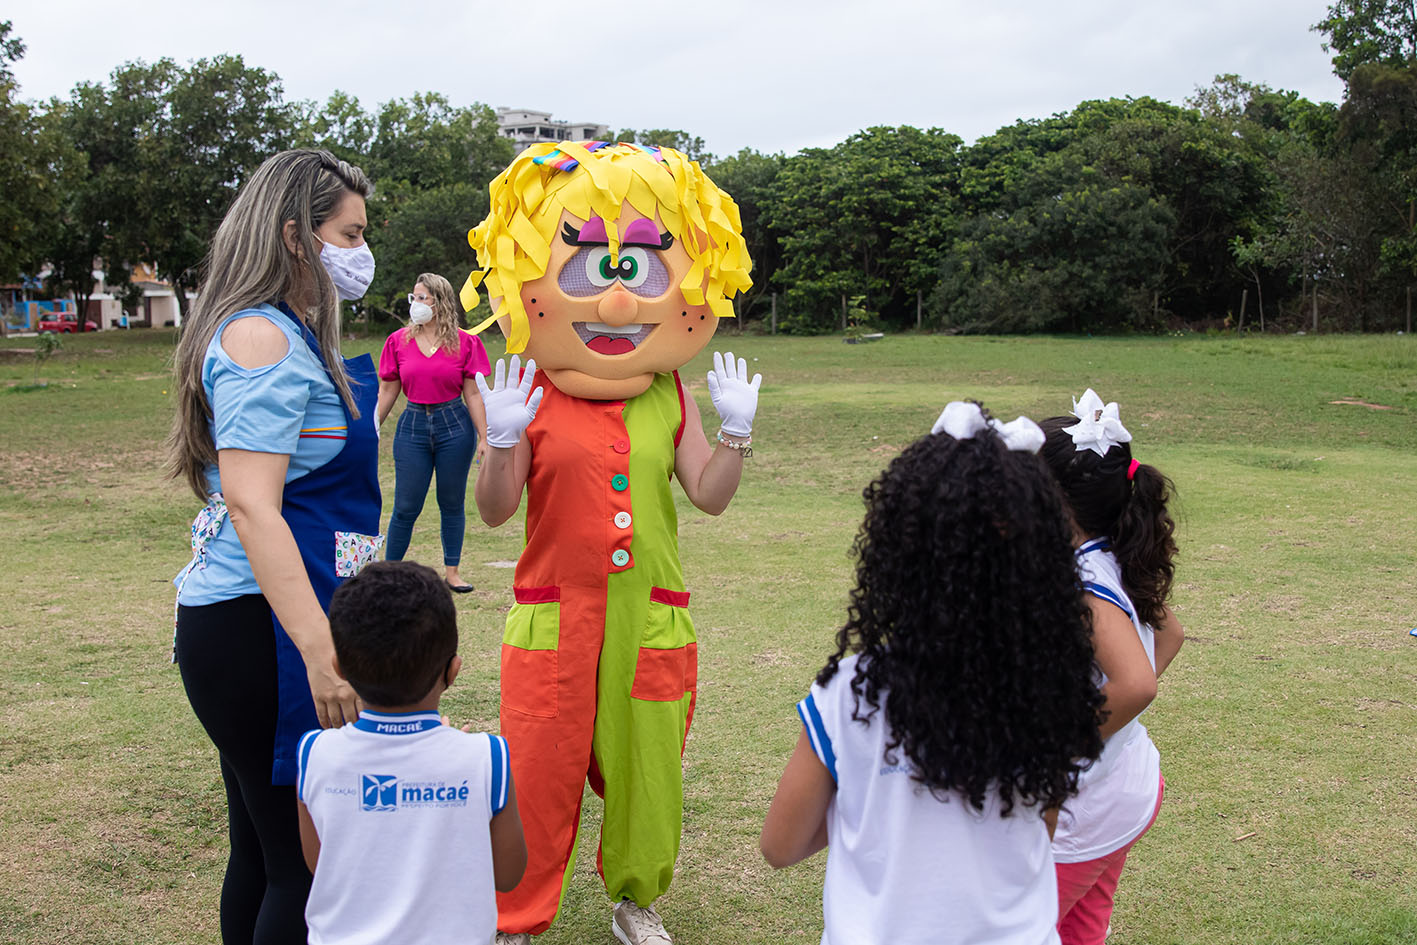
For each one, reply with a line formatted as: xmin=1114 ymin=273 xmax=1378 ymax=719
xmin=268 ymin=306 xmax=382 ymax=785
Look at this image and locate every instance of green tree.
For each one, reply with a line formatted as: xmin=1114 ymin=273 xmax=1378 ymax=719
xmin=0 ymin=19 xmax=21 ymax=79
xmin=364 ymin=182 xmax=490 ymax=319
xmin=0 ymin=21 xmax=57 ymax=283
xmin=942 ymin=98 xmax=1270 ymax=332
xmin=1340 ymin=62 xmax=1417 ymax=327
xmin=700 ymin=148 xmax=785 ymax=322
xmin=33 ymin=100 xmax=104 ymax=320
xmin=295 ymin=90 xmax=374 ymax=168
xmin=366 ymin=93 xmax=511 ymax=194
xmin=767 ymin=126 xmax=961 ymax=332
xmin=1314 ymin=0 xmax=1417 ymax=80
xmin=64 ymin=56 xmax=294 ymax=322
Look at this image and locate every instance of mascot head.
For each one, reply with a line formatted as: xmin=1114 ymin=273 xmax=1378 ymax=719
xmin=462 ymin=141 xmax=751 ymax=400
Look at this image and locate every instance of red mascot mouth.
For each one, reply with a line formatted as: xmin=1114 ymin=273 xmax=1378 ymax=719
xmin=574 ymin=322 xmax=655 ymax=355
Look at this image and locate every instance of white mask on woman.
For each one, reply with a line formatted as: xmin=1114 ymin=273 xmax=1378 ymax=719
xmin=319 ymin=241 xmax=375 ymax=301
xmin=408 ymin=301 xmax=434 ymax=325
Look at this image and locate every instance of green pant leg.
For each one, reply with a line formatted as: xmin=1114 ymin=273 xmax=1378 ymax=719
xmin=593 ymin=574 xmax=697 ymax=906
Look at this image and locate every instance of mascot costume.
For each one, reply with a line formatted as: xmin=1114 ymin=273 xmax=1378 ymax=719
xmin=462 ymin=141 xmax=761 ymax=945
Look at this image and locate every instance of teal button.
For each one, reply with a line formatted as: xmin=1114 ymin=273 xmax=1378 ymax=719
xmin=611 ymin=474 xmax=629 ymax=491
xmin=611 ymin=549 xmax=630 ymax=567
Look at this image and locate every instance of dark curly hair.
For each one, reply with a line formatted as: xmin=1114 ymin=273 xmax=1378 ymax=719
xmin=1038 ymin=416 xmax=1178 ymax=628
xmin=820 ymin=412 xmax=1106 ymax=815
xmin=328 ymin=561 xmax=457 ymax=707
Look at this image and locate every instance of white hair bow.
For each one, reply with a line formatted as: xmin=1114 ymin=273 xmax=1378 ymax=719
xmin=1067 ymin=389 xmax=1132 ymax=456
xmin=931 ymin=401 xmax=1045 ymax=454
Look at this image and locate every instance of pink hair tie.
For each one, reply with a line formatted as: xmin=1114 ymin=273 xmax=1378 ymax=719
xmin=1127 ymin=459 xmax=1140 ymax=481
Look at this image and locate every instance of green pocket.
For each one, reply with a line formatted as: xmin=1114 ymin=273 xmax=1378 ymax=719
xmin=504 ymin=586 xmax=561 ymax=651
xmin=501 ymin=586 xmax=560 ymax=718
xmin=639 ymin=587 xmax=695 ymax=650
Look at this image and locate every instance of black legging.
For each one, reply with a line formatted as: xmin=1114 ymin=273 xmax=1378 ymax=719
xmin=176 ymin=594 xmax=311 ymax=945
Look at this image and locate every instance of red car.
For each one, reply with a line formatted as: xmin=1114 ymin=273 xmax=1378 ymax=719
xmin=37 ymin=312 xmax=98 ymax=333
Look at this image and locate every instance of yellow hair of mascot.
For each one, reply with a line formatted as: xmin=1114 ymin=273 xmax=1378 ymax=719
xmin=461 ymin=141 xmax=752 ymax=400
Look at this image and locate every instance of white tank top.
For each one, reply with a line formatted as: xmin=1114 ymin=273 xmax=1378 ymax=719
xmin=800 ymin=654 xmax=1062 ymax=944
xmin=1052 ymin=539 xmax=1163 ymax=863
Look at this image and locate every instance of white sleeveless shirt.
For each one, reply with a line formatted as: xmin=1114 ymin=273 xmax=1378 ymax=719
xmin=800 ymin=654 xmax=1061 ymax=944
xmin=1051 ymin=538 xmax=1163 ymax=863
xmin=297 ymin=712 xmax=510 ymax=945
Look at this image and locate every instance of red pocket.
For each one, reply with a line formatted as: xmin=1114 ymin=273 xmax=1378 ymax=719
xmin=630 ymin=642 xmax=697 ymax=702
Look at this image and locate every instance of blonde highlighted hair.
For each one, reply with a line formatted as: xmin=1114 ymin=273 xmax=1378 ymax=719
xmin=404 ymin=272 xmax=463 ymax=355
xmin=168 ymin=148 xmax=373 ymax=500
xmin=461 ymin=141 xmax=751 ymax=354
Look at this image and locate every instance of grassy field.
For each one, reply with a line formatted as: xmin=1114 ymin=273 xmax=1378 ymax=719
xmin=1 ymin=327 xmax=1414 ymax=944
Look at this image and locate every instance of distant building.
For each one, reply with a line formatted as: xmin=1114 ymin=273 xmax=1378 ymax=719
xmin=1 ymin=261 xmax=193 ymax=332
xmin=496 ymin=108 xmax=610 ymax=154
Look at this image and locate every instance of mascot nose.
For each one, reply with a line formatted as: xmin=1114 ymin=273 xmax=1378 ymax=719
xmin=598 ymin=285 xmax=639 ymax=326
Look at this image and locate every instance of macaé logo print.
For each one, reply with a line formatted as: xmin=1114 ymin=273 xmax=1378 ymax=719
xmin=362 ymin=774 xmax=398 ymax=811
xmin=360 ymin=773 xmax=471 ymax=811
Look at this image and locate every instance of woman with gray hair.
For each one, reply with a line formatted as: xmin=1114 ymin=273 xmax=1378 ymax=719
xmin=169 ymin=148 xmax=382 ymax=944
xmin=375 ymin=272 xmax=490 ymax=592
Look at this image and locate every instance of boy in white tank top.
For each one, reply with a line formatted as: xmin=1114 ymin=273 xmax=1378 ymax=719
xmin=296 ymin=561 xmax=527 ymax=945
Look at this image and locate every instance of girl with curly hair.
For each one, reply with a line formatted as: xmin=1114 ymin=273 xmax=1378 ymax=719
xmin=1039 ymin=390 xmax=1185 ymax=945
xmin=761 ymin=402 xmax=1106 ymax=945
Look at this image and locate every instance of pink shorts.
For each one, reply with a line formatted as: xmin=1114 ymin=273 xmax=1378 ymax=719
xmin=1054 ymin=775 xmax=1165 ymax=945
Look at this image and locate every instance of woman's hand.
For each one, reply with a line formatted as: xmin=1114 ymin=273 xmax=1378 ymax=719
xmin=304 ymin=639 xmax=362 ymax=728
xmin=474 ymin=438 xmax=488 ymax=467
xmin=221 ymin=448 xmax=361 ymax=728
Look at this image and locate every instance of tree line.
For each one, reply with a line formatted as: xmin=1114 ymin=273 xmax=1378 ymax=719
xmin=2 ymin=2 xmax=1414 ymax=334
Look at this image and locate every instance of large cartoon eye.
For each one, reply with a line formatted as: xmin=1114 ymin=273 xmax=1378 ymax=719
xmin=557 ymin=246 xmax=670 ymax=298
xmin=597 ymin=247 xmax=648 ymax=287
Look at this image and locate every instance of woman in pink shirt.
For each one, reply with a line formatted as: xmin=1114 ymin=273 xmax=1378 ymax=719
xmin=376 ymin=272 xmax=491 ymax=592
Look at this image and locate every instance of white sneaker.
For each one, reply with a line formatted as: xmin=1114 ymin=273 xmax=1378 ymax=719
xmin=612 ymin=900 xmax=672 ymax=945
xmin=495 ymin=934 xmax=531 ymax=945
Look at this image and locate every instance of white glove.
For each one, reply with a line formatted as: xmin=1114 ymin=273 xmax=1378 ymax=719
xmin=705 ymin=350 xmax=761 ymax=438
xmin=475 ymin=355 xmax=544 ymax=448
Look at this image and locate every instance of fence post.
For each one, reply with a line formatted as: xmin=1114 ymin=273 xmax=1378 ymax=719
xmin=917 ymin=289 xmax=922 ymax=330
xmin=841 ymin=294 xmax=847 ymax=331
xmin=1239 ymin=288 xmax=1248 ymax=330
xmin=770 ymin=292 xmax=777 ymax=335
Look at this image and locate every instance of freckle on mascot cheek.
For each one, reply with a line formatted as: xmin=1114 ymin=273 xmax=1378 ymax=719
xmin=462 ymin=141 xmax=762 ymax=941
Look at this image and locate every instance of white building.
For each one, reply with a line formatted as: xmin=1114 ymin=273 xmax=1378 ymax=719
xmin=496 ymin=108 xmax=610 ymax=154
xmin=85 ymin=262 xmax=191 ymax=329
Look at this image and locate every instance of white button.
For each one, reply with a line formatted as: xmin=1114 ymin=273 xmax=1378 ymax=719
xmin=613 ymin=512 xmax=632 ymax=529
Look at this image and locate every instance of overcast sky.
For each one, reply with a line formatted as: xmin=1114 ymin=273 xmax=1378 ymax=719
xmin=8 ymin=0 xmax=1345 ymax=156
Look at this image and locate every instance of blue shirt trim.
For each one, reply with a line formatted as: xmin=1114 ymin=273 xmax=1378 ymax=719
xmin=797 ymin=693 xmax=838 ymax=784
xmin=1084 ymin=581 xmax=1134 ymax=619
xmin=1076 ymin=537 xmax=1111 ymax=556
xmin=296 ymin=728 xmax=322 ymax=801
xmin=351 ymin=710 xmax=443 ymax=735
xmin=488 ymin=734 xmax=509 ymax=815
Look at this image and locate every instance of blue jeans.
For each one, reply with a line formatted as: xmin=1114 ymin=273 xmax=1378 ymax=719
xmin=386 ymin=398 xmax=477 ymax=567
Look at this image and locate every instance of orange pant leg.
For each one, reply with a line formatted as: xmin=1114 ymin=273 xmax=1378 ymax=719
xmin=496 ymin=585 xmax=605 ymax=935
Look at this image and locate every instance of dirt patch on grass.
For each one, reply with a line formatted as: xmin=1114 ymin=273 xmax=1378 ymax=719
xmin=1329 ymin=399 xmax=1394 ymax=410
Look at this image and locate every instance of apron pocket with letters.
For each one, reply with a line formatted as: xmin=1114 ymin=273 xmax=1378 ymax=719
xmin=334 ymin=531 xmax=385 ymax=578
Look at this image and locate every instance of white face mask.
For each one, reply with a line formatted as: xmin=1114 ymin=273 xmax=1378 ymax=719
xmin=319 ymin=241 xmax=375 ymax=301
xmin=408 ymin=301 xmax=434 ymax=325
